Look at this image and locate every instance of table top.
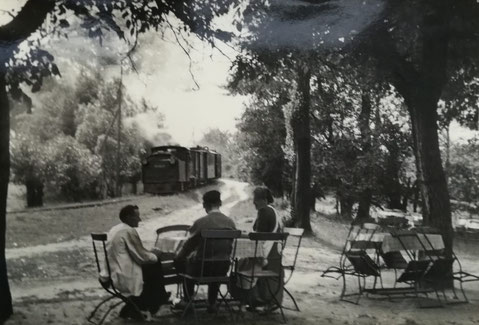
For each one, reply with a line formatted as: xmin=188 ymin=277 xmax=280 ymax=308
xmin=349 ymin=232 xmax=444 ymax=253
xmin=155 ymin=235 xmax=265 ymax=258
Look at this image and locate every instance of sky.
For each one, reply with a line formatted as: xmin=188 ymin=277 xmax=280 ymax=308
xmin=120 ymin=33 xmax=247 ymax=146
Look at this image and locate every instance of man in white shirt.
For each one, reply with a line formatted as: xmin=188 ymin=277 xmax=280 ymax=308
xmin=105 ymin=205 xmax=169 ymax=320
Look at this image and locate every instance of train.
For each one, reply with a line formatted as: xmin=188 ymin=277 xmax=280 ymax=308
xmin=142 ymin=145 xmax=222 ymax=194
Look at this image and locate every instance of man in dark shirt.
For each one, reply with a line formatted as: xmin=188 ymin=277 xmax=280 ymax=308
xmin=174 ymin=190 xmax=236 ymax=311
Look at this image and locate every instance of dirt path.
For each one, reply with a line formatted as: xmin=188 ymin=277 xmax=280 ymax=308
xmin=5 ymin=180 xmax=479 ymax=325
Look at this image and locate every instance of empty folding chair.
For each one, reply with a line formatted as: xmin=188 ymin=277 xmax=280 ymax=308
xmin=340 ymin=224 xmax=383 ymax=304
xmin=415 ymin=227 xmax=479 ymax=305
xmin=388 ymin=229 xmax=437 ymax=306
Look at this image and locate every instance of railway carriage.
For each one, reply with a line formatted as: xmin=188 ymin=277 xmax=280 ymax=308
xmin=142 ymin=145 xmax=221 ymax=194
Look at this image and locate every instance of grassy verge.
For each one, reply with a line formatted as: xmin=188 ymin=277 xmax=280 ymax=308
xmin=6 ymin=191 xmax=203 ymax=249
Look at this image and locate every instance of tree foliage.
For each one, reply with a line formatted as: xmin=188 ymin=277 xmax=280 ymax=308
xmin=235 ymin=97 xmax=289 ymax=196
xmin=448 ymin=137 xmax=479 ymax=203
xmin=10 ymin=72 xmax=164 ymax=201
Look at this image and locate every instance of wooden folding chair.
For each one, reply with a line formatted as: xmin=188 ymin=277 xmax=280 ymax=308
xmin=282 ymin=227 xmax=304 ymax=311
xmin=87 ymin=233 xmax=144 ymax=325
xmin=235 ymin=232 xmax=289 ymax=323
xmin=178 ymin=229 xmax=242 ymax=324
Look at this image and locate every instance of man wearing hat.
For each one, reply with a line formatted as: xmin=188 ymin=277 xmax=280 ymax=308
xmin=174 ymin=190 xmax=236 ymax=312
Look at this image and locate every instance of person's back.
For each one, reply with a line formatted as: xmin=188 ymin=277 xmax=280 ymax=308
xmin=190 ymin=210 xmax=236 ymax=261
xmin=174 ymin=190 xmax=236 ymax=311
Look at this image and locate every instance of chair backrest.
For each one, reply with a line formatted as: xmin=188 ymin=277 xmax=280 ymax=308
xmin=198 ymin=229 xmax=242 ymax=277
xmin=155 ymin=224 xmax=190 ymax=245
xmin=283 ymin=227 xmax=304 ymax=268
xmin=348 ymin=222 xmax=380 ymax=251
xmin=345 ymin=250 xmax=380 ymax=276
xmin=283 ymin=227 xmax=305 ymax=283
xmin=90 ymin=233 xmax=118 ymax=293
xmin=247 ymin=232 xmax=289 ymax=279
xmin=380 ymin=250 xmax=408 ymax=269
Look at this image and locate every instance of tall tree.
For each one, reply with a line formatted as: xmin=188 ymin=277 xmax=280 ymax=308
xmin=358 ymin=0 xmax=479 ymax=258
xmin=291 ymin=60 xmax=312 ymax=231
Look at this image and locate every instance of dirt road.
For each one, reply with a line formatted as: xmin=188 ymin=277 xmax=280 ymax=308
xmin=5 ymin=179 xmax=479 ymax=325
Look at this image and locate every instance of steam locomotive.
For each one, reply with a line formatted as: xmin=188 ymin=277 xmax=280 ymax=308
xmin=142 ymin=145 xmax=222 ymax=194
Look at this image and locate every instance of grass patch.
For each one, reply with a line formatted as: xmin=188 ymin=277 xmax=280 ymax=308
xmin=6 ymin=191 xmax=202 ymax=249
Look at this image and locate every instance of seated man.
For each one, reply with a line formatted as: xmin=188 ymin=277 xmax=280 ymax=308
xmin=104 ymin=205 xmax=170 ymax=320
xmin=174 ymin=190 xmax=236 ymax=312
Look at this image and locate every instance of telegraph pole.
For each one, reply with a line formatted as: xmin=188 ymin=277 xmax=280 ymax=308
xmin=116 ymin=65 xmax=123 ymax=197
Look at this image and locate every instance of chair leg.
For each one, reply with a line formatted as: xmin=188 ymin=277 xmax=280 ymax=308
xmin=340 ymin=272 xmax=347 ymax=301
xmin=87 ymin=295 xmax=117 ymax=324
xmin=181 ymin=279 xmax=199 ymax=324
xmin=98 ymin=300 xmax=123 ymax=325
xmin=265 ymin=278 xmax=286 ymax=324
xmin=355 ymin=276 xmax=363 ymax=304
xmin=218 ymin=286 xmax=236 ymax=322
xmin=459 ymin=281 xmax=469 ymax=303
xmin=284 ymin=287 xmax=300 ymax=311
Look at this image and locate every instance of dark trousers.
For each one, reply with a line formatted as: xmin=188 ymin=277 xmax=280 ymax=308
xmin=120 ymin=261 xmax=169 ymax=317
xmin=174 ymin=259 xmax=230 ymax=305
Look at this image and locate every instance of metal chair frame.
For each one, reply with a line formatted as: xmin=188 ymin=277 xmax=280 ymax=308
xmin=87 ymin=233 xmax=144 ymax=325
xmin=155 ymin=224 xmax=191 ymax=289
xmin=414 ymin=227 xmax=479 ymax=305
xmin=282 ymin=227 xmax=304 ymax=312
xmin=385 ymin=229 xmax=440 ymax=307
xmin=321 ymin=224 xmax=362 ymax=280
xmin=339 ymin=223 xmax=383 ymax=304
xmin=178 ymin=229 xmax=242 ymax=324
xmin=235 ymin=232 xmax=289 ymax=323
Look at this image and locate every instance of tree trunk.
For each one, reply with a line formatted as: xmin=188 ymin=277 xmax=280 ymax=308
xmin=26 ymin=177 xmax=44 ymax=207
xmin=406 ymin=93 xmax=453 ymax=258
xmin=339 ymin=196 xmax=354 ymax=220
xmin=356 ymin=92 xmax=373 ymax=221
xmin=0 ymin=66 xmax=13 ymax=322
xmin=356 ymin=190 xmax=372 ymax=222
xmin=131 ymin=181 xmax=138 ymax=195
xmin=400 ymin=178 xmax=412 ymax=211
xmin=291 ymin=63 xmax=312 ymax=233
xmin=0 ymin=2 xmax=56 ymax=321
xmin=412 ymin=180 xmax=420 ymax=213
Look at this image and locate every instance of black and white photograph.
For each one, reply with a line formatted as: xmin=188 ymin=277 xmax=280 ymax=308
xmin=1 ymin=0 xmax=479 ymax=324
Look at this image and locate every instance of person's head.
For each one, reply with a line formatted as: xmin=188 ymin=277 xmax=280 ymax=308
xmin=253 ymin=187 xmax=274 ymax=210
xmin=119 ymin=205 xmax=140 ymax=227
xmin=202 ymin=190 xmax=222 ymax=213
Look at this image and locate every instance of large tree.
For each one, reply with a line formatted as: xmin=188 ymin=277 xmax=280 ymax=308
xmin=357 ymin=0 xmax=479 ymax=259
xmin=0 ymin=0 xmax=240 ymax=320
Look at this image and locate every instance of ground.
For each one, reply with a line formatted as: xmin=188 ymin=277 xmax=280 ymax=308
xmin=5 ymin=180 xmax=479 ymax=325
